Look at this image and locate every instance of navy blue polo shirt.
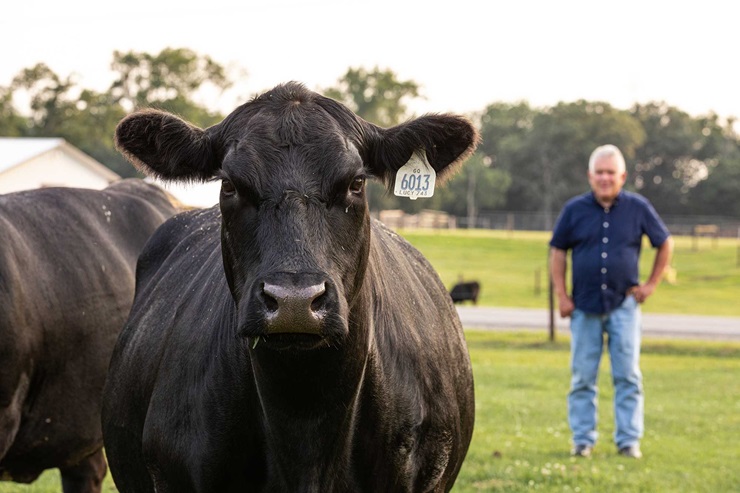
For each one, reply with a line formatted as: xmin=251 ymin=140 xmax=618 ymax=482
xmin=550 ymin=191 xmax=670 ymax=315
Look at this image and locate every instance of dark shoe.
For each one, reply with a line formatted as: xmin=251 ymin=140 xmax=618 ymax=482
xmin=618 ymin=444 xmax=643 ymax=458
xmin=571 ymin=444 xmax=593 ymax=457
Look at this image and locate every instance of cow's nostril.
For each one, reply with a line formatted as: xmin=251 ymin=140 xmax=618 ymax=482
xmin=261 ymin=285 xmax=279 ymax=312
xmin=311 ymin=291 xmax=327 ymax=313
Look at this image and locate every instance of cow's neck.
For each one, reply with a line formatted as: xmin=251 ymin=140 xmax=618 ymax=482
xmin=250 ymin=317 xmax=370 ymax=490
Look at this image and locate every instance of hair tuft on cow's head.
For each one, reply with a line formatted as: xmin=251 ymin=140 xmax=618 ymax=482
xmin=115 ymin=109 xmax=220 ymax=182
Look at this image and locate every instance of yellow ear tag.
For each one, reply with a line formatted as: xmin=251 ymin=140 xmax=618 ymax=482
xmin=393 ymin=150 xmax=436 ymax=200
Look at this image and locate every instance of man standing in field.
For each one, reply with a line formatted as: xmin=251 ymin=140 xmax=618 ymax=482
xmin=549 ymin=144 xmax=673 ymax=459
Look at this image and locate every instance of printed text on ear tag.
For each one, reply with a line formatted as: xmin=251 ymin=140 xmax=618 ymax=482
xmin=393 ymin=150 xmax=436 ymax=200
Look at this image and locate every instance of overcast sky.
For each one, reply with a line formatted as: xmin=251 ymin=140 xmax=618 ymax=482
xmin=2 ymin=0 xmax=739 ymax=121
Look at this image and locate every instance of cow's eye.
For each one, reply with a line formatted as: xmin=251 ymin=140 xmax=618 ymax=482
xmin=221 ymin=179 xmax=236 ymax=196
xmin=349 ymin=177 xmax=365 ymax=195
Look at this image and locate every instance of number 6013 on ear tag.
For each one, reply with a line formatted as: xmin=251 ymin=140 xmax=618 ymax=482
xmin=393 ymin=150 xmax=436 ymax=200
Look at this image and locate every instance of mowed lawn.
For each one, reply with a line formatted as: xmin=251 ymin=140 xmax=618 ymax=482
xmin=455 ymin=331 xmax=740 ymax=493
xmin=9 ymin=332 xmax=739 ymax=493
xmin=400 ymin=229 xmax=740 ymax=317
xmin=5 ymin=229 xmax=739 ymax=492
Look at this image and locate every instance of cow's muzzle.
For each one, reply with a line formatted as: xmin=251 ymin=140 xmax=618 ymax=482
xmin=262 ymin=279 xmax=327 ymax=334
xmin=240 ymin=272 xmax=344 ymax=340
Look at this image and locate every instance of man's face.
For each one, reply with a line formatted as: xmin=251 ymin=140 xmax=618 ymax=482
xmin=588 ymin=155 xmax=626 ymax=204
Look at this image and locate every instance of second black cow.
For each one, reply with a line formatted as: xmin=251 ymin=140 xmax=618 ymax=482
xmin=103 ymin=82 xmax=477 ymax=492
xmin=0 ymin=179 xmax=177 ymax=492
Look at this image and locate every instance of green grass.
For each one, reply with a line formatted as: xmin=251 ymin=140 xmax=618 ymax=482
xmin=7 ymin=332 xmax=739 ymax=493
xmin=400 ymin=229 xmax=740 ymax=317
xmin=456 ymin=330 xmax=740 ymax=493
xmin=5 ymin=230 xmax=738 ymax=491
xmin=0 ymin=470 xmax=117 ymax=492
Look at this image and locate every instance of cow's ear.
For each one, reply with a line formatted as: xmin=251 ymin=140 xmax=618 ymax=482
xmin=365 ymin=114 xmax=479 ymax=187
xmin=115 ymin=110 xmax=220 ymax=182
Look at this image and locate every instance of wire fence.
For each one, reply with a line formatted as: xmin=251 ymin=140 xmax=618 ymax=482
xmin=376 ymin=209 xmax=740 ymax=238
xmin=456 ymin=212 xmax=740 ymax=238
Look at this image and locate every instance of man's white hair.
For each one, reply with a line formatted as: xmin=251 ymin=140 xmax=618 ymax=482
xmin=588 ymin=144 xmax=626 ymax=173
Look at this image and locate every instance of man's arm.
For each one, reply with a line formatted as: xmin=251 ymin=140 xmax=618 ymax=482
xmin=630 ymin=236 xmax=674 ymax=303
xmin=550 ymin=247 xmax=575 ymax=318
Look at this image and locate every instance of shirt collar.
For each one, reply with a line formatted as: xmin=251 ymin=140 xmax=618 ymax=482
xmin=589 ymin=190 xmax=623 ymax=208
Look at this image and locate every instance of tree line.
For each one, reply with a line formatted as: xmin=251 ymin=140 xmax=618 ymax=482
xmin=2 ymin=48 xmax=738 ymax=222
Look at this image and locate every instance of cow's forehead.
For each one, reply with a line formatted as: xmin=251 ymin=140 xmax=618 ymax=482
xmin=215 ymin=87 xmax=367 ymax=191
xmin=221 ymin=109 xmax=363 ymax=190
xmin=242 ymin=105 xmax=349 ymax=145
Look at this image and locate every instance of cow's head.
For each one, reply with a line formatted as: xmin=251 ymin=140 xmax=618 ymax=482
xmin=115 ymin=82 xmax=478 ymax=350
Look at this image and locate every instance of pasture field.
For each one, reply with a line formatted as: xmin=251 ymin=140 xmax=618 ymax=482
xmin=5 ymin=229 xmax=737 ymax=492
xmin=456 ymin=330 xmax=740 ymax=493
xmin=400 ymin=229 xmax=740 ymax=317
xmin=8 ymin=331 xmax=739 ymax=493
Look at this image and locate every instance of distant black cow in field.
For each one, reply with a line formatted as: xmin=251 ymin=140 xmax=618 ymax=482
xmin=450 ymin=281 xmax=481 ymax=305
xmin=0 ymin=180 xmax=177 ymax=493
xmin=102 ymin=82 xmax=478 ymax=492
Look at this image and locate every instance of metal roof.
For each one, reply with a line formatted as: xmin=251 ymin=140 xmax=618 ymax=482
xmin=0 ymin=137 xmax=66 ymax=173
xmin=0 ymin=137 xmax=120 ymax=182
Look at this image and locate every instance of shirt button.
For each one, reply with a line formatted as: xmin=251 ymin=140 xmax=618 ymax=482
xmin=601 ymin=267 xmax=607 ymax=274
xmin=601 ymin=252 xmax=608 ymax=259
xmin=603 ymin=237 xmax=609 ymax=243
xmin=601 ymin=284 xmax=607 ymax=290
xmin=603 ymin=222 xmax=609 ymax=228
xmin=604 ymin=208 xmax=610 ymax=213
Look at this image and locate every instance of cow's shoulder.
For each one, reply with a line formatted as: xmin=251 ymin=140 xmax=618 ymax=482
xmin=110 ymin=203 xmax=226 ymax=357
xmin=136 ymin=205 xmax=221 ymax=280
xmin=130 ymin=205 xmax=226 ymax=338
xmin=106 ymin=206 xmax=241 ymax=450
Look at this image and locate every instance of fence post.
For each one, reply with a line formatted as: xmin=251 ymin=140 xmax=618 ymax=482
xmin=548 ymin=247 xmax=555 ymax=342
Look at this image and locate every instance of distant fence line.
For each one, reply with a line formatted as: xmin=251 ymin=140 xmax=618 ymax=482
xmin=376 ymin=209 xmax=740 ymax=238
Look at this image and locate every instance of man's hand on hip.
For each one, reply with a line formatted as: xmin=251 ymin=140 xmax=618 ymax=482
xmin=558 ymin=295 xmax=575 ymax=318
xmin=628 ymin=283 xmax=656 ymax=303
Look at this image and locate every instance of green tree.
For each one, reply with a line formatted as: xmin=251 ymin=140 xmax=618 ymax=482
xmin=476 ymin=101 xmax=536 ymax=166
xmin=530 ymin=101 xmax=645 ymax=226
xmin=0 ymin=86 xmax=27 ymax=136
xmin=324 ymin=66 xmax=421 ymax=129
xmin=6 ymin=63 xmax=135 ymax=176
xmin=435 ymin=152 xmax=512 ymax=225
xmin=479 ymin=100 xmax=645 ymax=227
xmin=2 ymin=49 xmax=235 ymax=177
xmin=10 ymin=63 xmax=78 ymax=136
xmin=476 ymin=101 xmax=537 ymax=216
xmin=62 ymin=89 xmax=131 ymax=176
xmin=110 ymin=47 xmax=230 ymax=127
xmin=687 ymin=118 xmax=740 ymax=218
xmin=630 ymin=103 xmax=731 ymax=215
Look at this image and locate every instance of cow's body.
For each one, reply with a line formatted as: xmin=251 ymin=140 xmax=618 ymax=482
xmin=0 ymin=179 xmax=177 ymax=492
xmin=450 ymin=281 xmax=480 ymax=305
xmin=103 ymin=83 xmax=477 ymax=492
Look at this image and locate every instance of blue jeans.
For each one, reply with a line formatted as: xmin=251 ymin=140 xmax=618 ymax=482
xmin=568 ymin=295 xmax=643 ymax=449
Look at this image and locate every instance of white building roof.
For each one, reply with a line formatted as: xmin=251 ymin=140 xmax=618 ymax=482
xmin=0 ymin=137 xmax=120 ymax=181
xmin=0 ymin=137 xmax=217 ymax=206
xmin=0 ymin=137 xmax=66 ymax=173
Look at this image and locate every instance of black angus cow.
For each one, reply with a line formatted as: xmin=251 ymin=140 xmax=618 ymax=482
xmin=102 ymin=82 xmax=477 ymax=493
xmin=450 ymin=281 xmax=480 ymax=305
xmin=0 ymin=179 xmax=177 ymax=492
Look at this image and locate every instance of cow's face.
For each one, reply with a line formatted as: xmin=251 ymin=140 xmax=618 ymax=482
xmin=115 ymin=83 xmax=478 ymax=350
xmin=215 ymin=99 xmax=371 ymax=350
